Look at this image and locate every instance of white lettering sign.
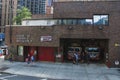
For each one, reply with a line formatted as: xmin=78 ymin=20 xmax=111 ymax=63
xmin=16 ymin=35 xmax=32 ymax=43
xmin=40 ymin=36 xmax=52 ymax=42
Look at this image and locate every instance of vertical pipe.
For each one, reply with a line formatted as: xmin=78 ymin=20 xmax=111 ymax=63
xmin=9 ymin=0 xmax=12 ymax=43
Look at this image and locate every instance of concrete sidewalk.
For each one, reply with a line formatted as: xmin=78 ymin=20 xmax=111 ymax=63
xmin=0 ymin=57 xmax=120 ymax=80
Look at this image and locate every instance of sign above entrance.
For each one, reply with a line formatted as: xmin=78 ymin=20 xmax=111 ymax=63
xmin=16 ymin=34 xmax=32 ymax=43
xmin=40 ymin=36 xmax=52 ymax=42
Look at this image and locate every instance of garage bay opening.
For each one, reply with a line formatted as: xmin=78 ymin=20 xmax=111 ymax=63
xmin=60 ymin=38 xmax=108 ymax=64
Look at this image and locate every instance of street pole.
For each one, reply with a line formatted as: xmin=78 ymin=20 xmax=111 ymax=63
xmin=0 ymin=2 xmax=2 ymax=32
xmin=9 ymin=0 xmax=13 ymax=43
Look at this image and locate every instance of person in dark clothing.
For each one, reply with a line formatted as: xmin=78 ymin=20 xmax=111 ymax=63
xmin=86 ymin=52 xmax=90 ymax=64
xmin=9 ymin=55 xmax=12 ymax=62
xmin=9 ymin=53 xmax=13 ymax=62
xmin=26 ymin=54 xmax=31 ymax=64
xmin=81 ymin=52 xmax=85 ymax=63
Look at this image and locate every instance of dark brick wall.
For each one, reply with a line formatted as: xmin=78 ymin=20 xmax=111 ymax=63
xmin=5 ymin=25 xmax=110 ymax=46
xmin=5 ymin=26 xmax=59 ymax=47
xmin=5 ymin=25 xmax=110 ymax=62
xmin=53 ymin=1 xmax=120 ymax=67
xmin=5 ymin=1 xmax=120 ymax=67
xmin=53 ymin=1 xmax=120 ymax=18
xmin=32 ymin=14 xmax=53 ymax=19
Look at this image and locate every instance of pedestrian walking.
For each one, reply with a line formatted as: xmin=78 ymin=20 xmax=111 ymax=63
xmin=81 ymin=52 xmax=85 ymax=63
xmin=74 ymin=51 xmax=79 ymax=65
xmin=26 ymin=54 xmax=30 ymax=64
xmin=31 ymin=55 xmax=34 ymax=63
xmin=86 ymin=52 xmax=90 ymax=64
xmin=9 ymin=53 xmax=13 ymax=62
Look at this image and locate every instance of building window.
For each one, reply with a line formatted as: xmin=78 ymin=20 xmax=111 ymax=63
xmin=93 ymin=15 xmax=109 ymax=26
xmin=18 ymin=46 xmax=23 ymax=56
xmin=62 ymin=19 xmax=67 ymax=25
xmin=78 ymin=19 xmax=93 ymax=25
xmin=56 ymin=19 xmax=93 ymax=25
xmin=57 ymin=20 xmax=62 ymax=25
xmin=72 ymin=20 xmax=77 ymax=25
xmin=67 ymin=19 xmax=73 ymax=25
xmin=48 ymin=0 xmax=52 ymax=6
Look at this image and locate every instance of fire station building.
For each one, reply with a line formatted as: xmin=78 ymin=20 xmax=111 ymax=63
xmin=5 ymin=1 xmax=120 ymax=67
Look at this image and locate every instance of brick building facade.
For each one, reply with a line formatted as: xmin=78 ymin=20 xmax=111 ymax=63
xmin=5 ymin=1 xmax=120 ymax=67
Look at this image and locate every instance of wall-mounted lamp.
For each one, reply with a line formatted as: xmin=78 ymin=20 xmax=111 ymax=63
xmin=67 ymin=26 xmax=73 ymax=30
xmin=41 ymin=26 xmax=45 ymax=29
xmin=98 ymin=26 xmax=103 ymax=30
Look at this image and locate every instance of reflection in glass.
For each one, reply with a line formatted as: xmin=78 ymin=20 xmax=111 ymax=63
xmin=67 ymin=19 xmax=73 ymax=25
xmin=63 ymin=19 xmax=67 ymax=25
xmin=93 ymin=15 xmax=108 ymax=26
xmin=78 ymin=19 xmax=92 ymax=25
xmin=72 ymin=20 xmax=77 ymax=25
xmin=85 ymin=19 xmax=93 ymax=25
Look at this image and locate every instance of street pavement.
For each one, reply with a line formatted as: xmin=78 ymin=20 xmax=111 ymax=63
xmin=0 ymin=72 xmax=66 ymax=80
xmin=0 ymin=56 xmax=120 ymax=80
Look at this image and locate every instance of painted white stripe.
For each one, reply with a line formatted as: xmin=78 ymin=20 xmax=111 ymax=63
xmin=41 ymin=79 xmax=47 ymax=80
xmin=2 ymin=79 xmax=8 ymax=80
xmin=0 ymin=75 xmax=17 ymax=79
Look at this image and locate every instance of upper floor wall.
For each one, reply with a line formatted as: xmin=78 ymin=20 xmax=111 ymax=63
xmin=53 ymin=0 xmax=118 ymax=2
xmin=5 ymin=25 xmax=109 ymax=47
xmin=53 ymin=1 xmax=120 ymax=18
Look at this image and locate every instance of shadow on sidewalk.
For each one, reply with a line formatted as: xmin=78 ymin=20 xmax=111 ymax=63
xmin=0 ymin=66 xmax=9 ymax=72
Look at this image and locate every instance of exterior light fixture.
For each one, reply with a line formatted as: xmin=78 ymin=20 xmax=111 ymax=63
xmin=68 ymin=26 xmax=73 ymax=30
xmin=41 ymin=26 xmax=45 ymax=29
xmin=98 ymin=26 xmax=103 ymax=30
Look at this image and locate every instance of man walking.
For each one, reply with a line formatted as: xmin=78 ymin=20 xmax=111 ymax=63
xmin=74 ymin=51 xmax=79 ymax=65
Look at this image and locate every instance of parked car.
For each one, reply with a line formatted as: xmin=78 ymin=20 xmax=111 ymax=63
xmin=85 ymin=47 xmax=100 ymax=60
xmin=67 ymin=47 xmax=81 ymax=60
